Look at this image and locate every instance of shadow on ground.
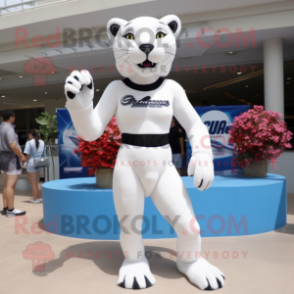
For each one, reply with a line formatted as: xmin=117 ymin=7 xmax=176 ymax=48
xmin=275 ymin=223 xmax=294 ymax=235
xmin=35 ymin=218 xmax=181 ymax=278
xmin=32 ymin=240 xmax=182 ymax=280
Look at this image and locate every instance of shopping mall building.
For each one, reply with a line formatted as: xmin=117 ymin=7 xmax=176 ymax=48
xmin=0 ymin=0 xmax=293 ymax=191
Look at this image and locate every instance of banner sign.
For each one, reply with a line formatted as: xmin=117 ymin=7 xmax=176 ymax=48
xmin=57 ymin=106 xmax=249 ymax=178
xmin=187 ymin=105 xmax=250 ymax=175
xmin=57 ymin=109 xmax=93 ymax=179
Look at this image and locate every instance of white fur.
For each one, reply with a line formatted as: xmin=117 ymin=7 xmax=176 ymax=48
xmin=64 ymin=15 xmax=224 ymax=290
xmin=106 ymin=15 xmax=181 ymax=84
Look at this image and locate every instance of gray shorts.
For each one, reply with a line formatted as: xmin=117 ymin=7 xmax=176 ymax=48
xmin=172 ymin=154 xmax=182 ymax=168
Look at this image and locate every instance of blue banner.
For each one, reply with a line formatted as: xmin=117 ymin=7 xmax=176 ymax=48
xmin=187 ymin=105 xmax=250 ymax=175
xmin=57 ymin=109 xmax=93 ymax=179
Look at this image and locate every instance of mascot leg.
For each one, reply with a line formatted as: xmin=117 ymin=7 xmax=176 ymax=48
xmin=150 ymin=166 xmax=225 ymax=291
xmin=113 ymin=165 xmax=156 ymax=289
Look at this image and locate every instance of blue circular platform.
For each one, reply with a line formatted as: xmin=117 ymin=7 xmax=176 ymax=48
xmin=42 ymin=174 xmax=286 ymax=240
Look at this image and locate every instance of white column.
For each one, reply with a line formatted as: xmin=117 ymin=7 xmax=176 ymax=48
xmin=263 ymin=38 xmax=284 ymax=117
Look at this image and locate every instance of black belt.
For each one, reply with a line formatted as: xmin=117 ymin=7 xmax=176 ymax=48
xmin=121 ymin=133 xmax=169 ymax=147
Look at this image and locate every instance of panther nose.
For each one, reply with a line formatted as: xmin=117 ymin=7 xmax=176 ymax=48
xmin=139 ymin=44 xmax=154 ymax=55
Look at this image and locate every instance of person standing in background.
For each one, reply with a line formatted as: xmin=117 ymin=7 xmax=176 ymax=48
xmin=0 ymin=109 xmax=26 ymax=217
xmin=169 ymin=117 xmax=185 ymax=175
xmin=24 ymin=129 xmax=45 ymax=203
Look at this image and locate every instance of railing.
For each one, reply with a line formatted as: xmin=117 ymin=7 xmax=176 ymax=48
xmin=1 ymin=0 xmax=38 ymax=14
xmin=0 ymin=0 xmax=65 ymax=15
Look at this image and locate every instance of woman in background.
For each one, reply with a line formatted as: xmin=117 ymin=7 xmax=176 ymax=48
xmin=24 ymin=129 xmax=45 ymax=203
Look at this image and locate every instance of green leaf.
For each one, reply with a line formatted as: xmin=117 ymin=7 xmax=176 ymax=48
xmin=35 ymin=117 xmax=49 ymax=125
xmin=35 ymin=111 xmax=58 ymax=144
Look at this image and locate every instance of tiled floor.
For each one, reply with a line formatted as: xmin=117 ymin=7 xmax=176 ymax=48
xmin=0 ymin=177 xmax=294 ymax=294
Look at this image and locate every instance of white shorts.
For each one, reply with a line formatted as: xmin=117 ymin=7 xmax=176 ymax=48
xmin=1 ymin=169 xmax=22 ymax=175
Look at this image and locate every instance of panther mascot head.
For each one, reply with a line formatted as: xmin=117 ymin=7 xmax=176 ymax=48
xmin=107 ymin=15 xmax=181 ymax=81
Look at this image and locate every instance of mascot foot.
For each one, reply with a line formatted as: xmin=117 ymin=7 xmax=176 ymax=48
xmin=117 ymin=257 xmax=156 ymax=289
xmin=177 ymin=258 xmax=225 ymax=290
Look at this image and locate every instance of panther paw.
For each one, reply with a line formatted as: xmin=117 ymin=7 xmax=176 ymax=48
xmin=177 ymin=257 xmax=225 ymax=290
xmin=117 ymin=257 xmax=156 ymax=289
xmin=64 ymin=70 xmax=94 ymax=109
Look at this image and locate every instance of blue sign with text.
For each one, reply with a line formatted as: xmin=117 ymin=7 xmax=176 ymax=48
xmin=57 ymin=109 xmax=93 ymax=179
xmin=187 ymin=105 xmax=250 ymax=175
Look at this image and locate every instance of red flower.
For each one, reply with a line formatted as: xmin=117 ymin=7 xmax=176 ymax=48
xmin=229 ymin=105 xmax=292 ymax=169
xmin=74 ymin=116 xmax=122 ymax=175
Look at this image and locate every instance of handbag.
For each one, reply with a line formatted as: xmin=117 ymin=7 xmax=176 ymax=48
xmin=33 ymin=156 xmax=50 ymax=168
xmin=33 ymin=143 xmax=50 ymax=168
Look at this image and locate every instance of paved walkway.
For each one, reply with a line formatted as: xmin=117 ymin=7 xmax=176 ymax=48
xmin=0 ymin=179 xmax=293 ymax=294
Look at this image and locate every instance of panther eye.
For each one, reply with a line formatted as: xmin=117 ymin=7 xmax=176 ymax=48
xmin=124 ymin=33 xmax=134 ymax=40
xmin=156 ymin=32 xmax=166 ymax=39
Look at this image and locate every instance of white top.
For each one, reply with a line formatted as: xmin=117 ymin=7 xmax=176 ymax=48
xmin=66 ymin=78 xmax=213 ymax=159
xmin=24 ymin=139 xmax=45 ymax=167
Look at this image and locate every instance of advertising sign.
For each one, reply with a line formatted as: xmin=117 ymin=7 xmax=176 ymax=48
xmin=187 ymin=105 xmax=250 ymax=175
xmin=57 ymin=109 xmax=93 ymax=179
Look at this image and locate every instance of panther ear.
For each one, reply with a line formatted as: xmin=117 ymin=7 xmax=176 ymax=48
xmin=160 ymin=15 xmax=181 ymax=37
xmin=107 ymin=18 xmax=128 ymax=39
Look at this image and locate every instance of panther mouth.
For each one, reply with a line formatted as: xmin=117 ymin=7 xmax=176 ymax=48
xmin=138 ymin=60 xmax=156 ymax=68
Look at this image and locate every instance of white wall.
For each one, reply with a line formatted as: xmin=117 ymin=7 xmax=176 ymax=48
xmin=268 ymin=151 xmax=294 ymax=193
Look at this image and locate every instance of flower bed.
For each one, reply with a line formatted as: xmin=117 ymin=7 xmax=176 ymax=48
xmin=74 ymin=116 xmax=122 ymax=175
xmin=228 ymin=105 xmax=292 ymax=169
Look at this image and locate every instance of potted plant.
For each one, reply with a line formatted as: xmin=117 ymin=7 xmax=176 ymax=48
xmin=35 ymin=112 xmax=58 ymax=181
xmin=228 ymin=105 xmax=292 ymax=177
xmin=74 ymin=116 xmax=122 ymax=188
xmin=35 ymin=112 xmax=58 ymax=144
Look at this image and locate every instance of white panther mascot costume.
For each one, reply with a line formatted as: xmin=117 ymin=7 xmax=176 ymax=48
xmin=64 ymin=15 xmax=225 ymax=291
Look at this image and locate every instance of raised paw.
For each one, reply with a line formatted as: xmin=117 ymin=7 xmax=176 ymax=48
xmin=177 ymin=258 xmax=225 ymax=291
xmin=64 ymin=70 xmax=94 ymax=109
xmin=117 ymin=257 xmax=156 ymax=289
